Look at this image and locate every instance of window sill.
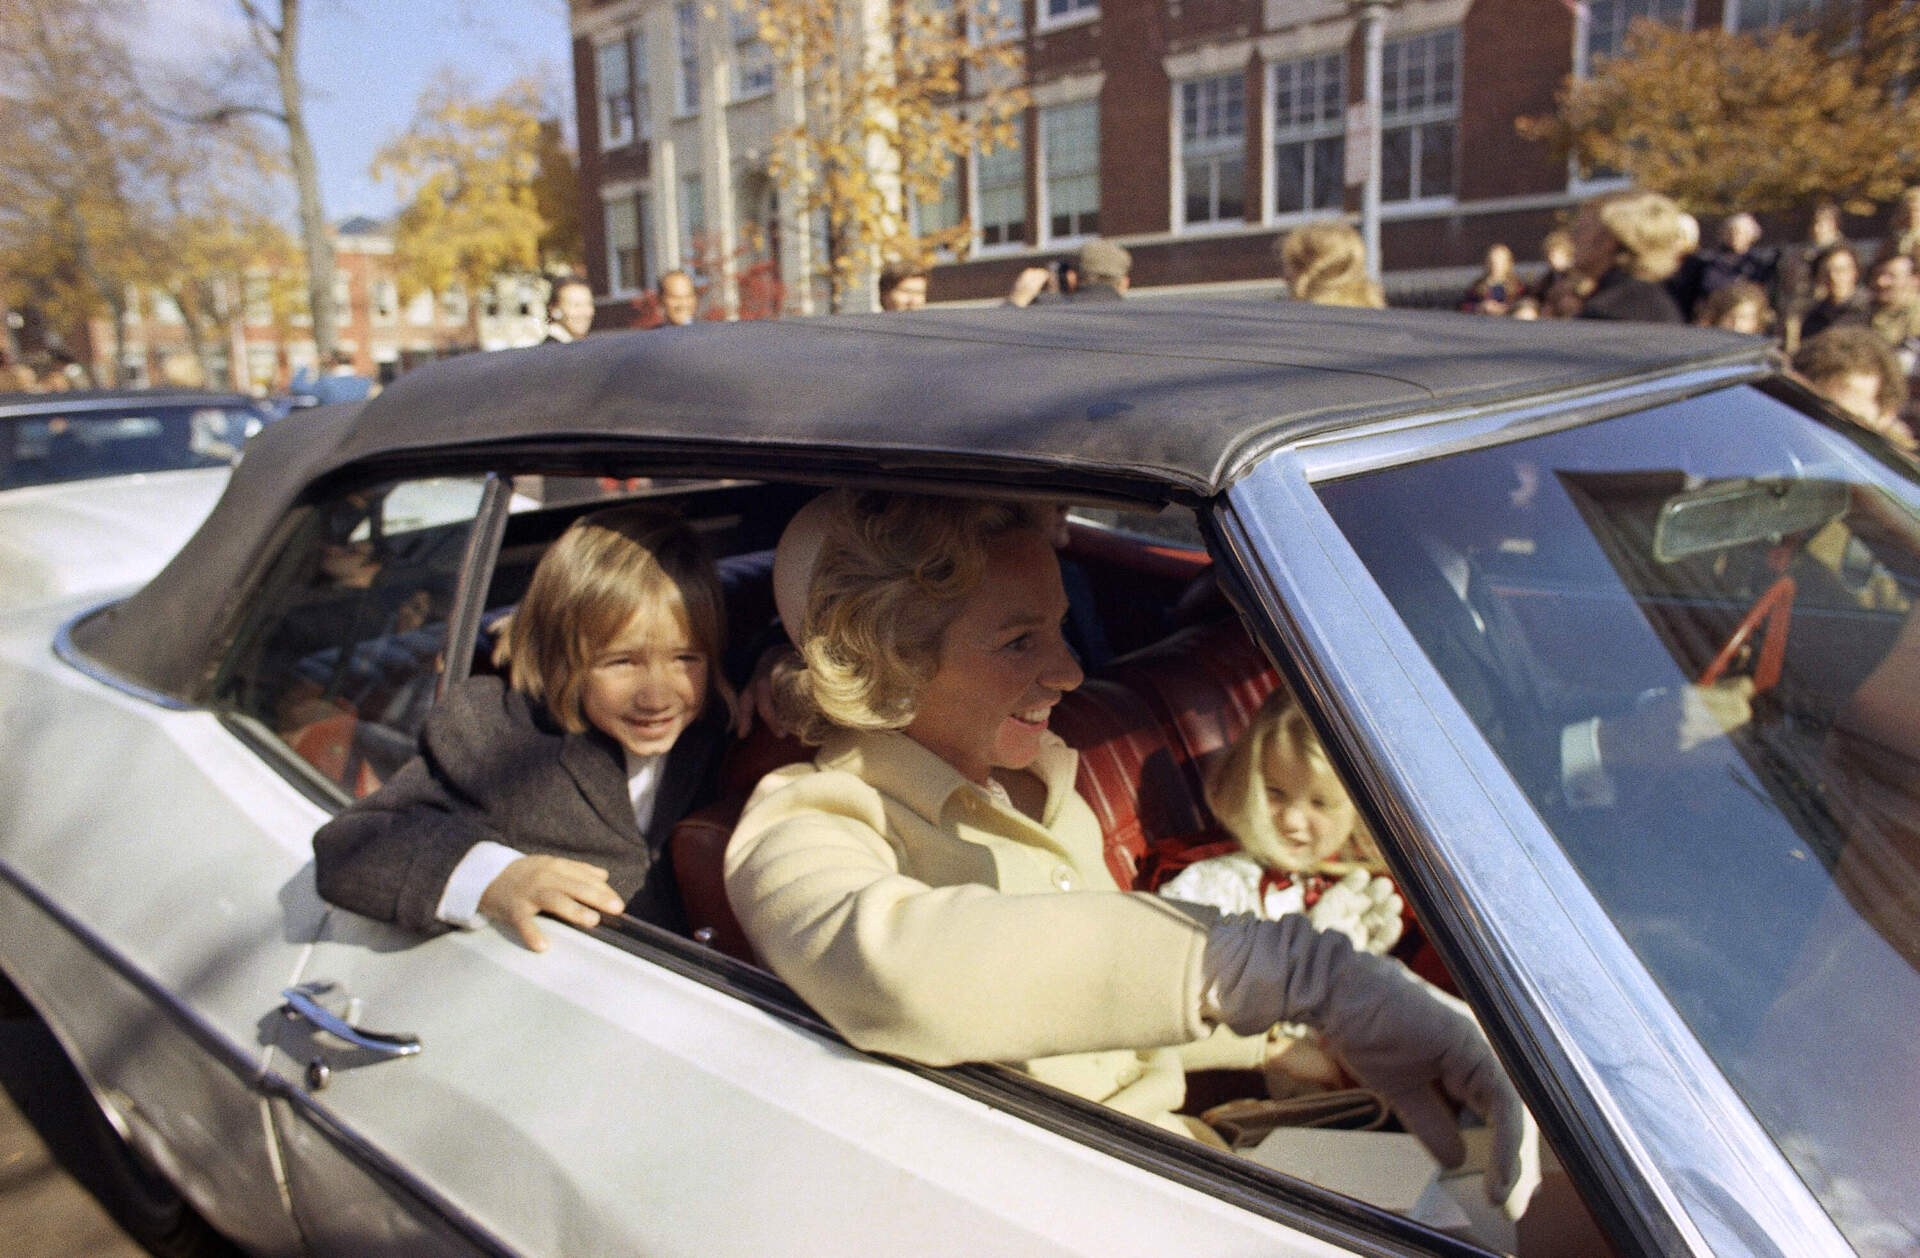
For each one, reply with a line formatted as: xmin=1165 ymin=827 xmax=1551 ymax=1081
xmin=1035 ymin=9 xmax=1099 ymax=34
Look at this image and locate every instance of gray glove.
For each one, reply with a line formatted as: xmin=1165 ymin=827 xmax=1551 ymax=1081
xmin=1203 ymin=913 xmax=1533 ymax=1212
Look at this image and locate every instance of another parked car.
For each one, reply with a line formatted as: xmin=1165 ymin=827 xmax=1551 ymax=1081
xmin=1 ymin=303 xmax=1913 ymax=1258
xmin=0 ymin=389 xmax=277 ymax=604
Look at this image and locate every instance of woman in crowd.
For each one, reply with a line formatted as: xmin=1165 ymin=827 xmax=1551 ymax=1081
xmin=1799 ymin=244 xmax=1873 ymax=345
xmin=1278 ymin=221 xmax=1385 ymax=309
xmin=1568 ymin=189 xmax=1691 ymax=323
xmin=723 ymin=489 xmax=1531 ymax=1212
xmin=1695 ymin=280 xmax=1775 ymax=338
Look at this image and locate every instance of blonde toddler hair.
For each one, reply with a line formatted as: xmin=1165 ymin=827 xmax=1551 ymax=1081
xmin=1205 ymin=686 xmax=1381 ymax=875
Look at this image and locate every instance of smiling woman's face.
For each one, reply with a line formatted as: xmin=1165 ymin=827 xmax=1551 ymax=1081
xmin=905 ymin=529 xmax=1085 ymax=783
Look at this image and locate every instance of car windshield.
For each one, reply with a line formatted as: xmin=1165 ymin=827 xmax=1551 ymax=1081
xmin=1 ymin=403 xmax=260 ymax=490
xmin=1319 ymin=385 xmax=1920 ymax=1251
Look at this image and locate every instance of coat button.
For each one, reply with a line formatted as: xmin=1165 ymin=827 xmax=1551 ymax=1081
xmin=1050 ymin=864 xmax=1075 ymax=891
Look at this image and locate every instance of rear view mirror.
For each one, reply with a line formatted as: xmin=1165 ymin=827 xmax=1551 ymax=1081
xmin=1653 ymin=477 xmax=1849 ymax=563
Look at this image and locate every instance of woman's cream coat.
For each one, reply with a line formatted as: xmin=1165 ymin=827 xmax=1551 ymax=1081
xmin=725 ymin=728 xmax=1232 ymax=1133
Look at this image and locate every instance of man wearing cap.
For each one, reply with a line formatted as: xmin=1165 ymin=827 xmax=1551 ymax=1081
xmin=1008 ymin=238 xmax=1131 ymax=306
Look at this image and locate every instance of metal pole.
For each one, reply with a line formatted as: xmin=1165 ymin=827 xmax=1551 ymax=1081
xmin=1357 ymin=0 xmax=1387 ymax=284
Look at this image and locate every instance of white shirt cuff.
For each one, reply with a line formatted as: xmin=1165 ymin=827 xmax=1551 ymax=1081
xmin=436 ymin=841 xmax=525 ymax=928
xmin=1560 ymin=716 xmax=1615 ymax=808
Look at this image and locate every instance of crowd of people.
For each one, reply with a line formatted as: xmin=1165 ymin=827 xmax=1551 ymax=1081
xmin=1439 ymin=187 xmax=1920 ymax=448
xmin=531 ymin=185 xmax=1920 ymax=453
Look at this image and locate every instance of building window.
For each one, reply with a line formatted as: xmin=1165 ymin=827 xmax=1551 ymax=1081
xmin=675 ymin=1 xmax=701 ymax=115
xmin=967 ymin=0 xmax=1024 ymax=44
xmin=975 ymin=132 xmax=1026 ymax=248
xmin=679 ymin=174 xmax=706 ymax=270
xmin=331 ymin=274 xmax=353 ymax=321
xmin=598 ymin=36 xmax=636 ymax=149
xmin=911 ymin=164 xmax=965 ymax=240
xmin=406 ymin=291 xmax=435 ymax=326
xmin=1727 ymin=0 xmax=1822 ymax=28
xmin=731 ymin=8 xmax=773 ymax=99
xmin=1178 ymin=72 xmax=1245 ymax=228
xmin=1269 ymin=50 xmax=1345 ymax=218
xmin=1041 ymin=100 xmax=1098 ymax=242
xmin=1586 ymin=0 xmax=1689 ymax=61
xmin=1380 ymin=28 xmax=1458 ymax=204
xmin=607 ymin=194 xmax=643 ymax=295
xmin=1037 ymin=0 xmax=1096 ymax=31
xmin=371 ymin=279 xmax=398 ymax=325
xmin=442 ymin=285 xmax=468 ymax=324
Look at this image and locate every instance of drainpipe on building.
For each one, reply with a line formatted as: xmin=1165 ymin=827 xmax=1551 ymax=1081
xmin=1355 ymin=0 xmax=1389 ymax=284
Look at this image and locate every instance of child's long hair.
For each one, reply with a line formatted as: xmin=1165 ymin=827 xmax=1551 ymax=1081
xmin=1204 ymin=686 xmax=1383 ymax=875
xmin=509 ymin=504 xmax=735 ymax=733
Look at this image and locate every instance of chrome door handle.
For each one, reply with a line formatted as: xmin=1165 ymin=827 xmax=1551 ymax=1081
xmin=280 ymin=981 xmax=422 ymax=1058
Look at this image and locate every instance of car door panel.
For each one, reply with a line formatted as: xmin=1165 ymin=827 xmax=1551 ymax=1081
xmin=0 ymin=610 xmax=328 ymax=1255
xmin=270 ymin=912 xmax=1357 ymax=1258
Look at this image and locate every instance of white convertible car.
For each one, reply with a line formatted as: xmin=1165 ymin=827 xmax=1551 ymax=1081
xmin=0 ymin=389 xmax=276 ymax=606
xmin=1 ymin=303 xmax=1914 ymax=1258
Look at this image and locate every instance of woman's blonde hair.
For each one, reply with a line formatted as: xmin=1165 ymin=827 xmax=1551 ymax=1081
xmin=1590 ymin=189 xmax=1692 ymax=282
xmin=509 ymin=503 xmax=735 ymax=734
xmin=1277 ymin=221 xmax=1386 ymax=309
xmin=1204 ymin=686 xmax=1381 ymax=875
xmin=774 ymin=489 xmax=1047 ymax=745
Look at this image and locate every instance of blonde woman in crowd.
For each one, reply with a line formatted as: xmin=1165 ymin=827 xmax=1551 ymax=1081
xmin=1569 ymin=189 xmax=1691 ymax=323
xmin=1277 ymin=221 xmax=1385 ymax=309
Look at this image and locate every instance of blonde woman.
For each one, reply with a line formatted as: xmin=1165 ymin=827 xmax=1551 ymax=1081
xmin=1569 ymin=189 xmax=1691 ymax=323
xmin=725 ymin=489 xmax=1531 ymax=1211
xmin=1277 ymin=220 xmax=1385 ymax=309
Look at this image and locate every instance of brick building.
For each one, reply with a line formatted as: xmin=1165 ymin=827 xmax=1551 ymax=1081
xmin=571 ymin=0 xmax=1805 ymax=311
xmin=90 ymin=218 xmax=545 ymax=392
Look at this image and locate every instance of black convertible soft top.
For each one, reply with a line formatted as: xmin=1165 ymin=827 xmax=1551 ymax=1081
xmin=72 ymin=299 xmax=1767 ymax=700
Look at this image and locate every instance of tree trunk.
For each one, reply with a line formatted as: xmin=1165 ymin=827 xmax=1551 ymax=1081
xmin=275 ymin=0 xmax=336 ymax=360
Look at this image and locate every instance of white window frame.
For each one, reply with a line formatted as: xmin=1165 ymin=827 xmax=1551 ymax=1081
xmin=370 ymin=279 xmax=398 ymax=327
xmin=971 ymin=126 xmax=1029 ymax=256
xmin=1035 ymin=0 xmax=1097 ymax=34
xmin=674 ymin=1 xmax=702 ymax=117
xmin=597 ymin=35 xmax=636 ymax=150
xmin=1038 ymin=99 xmax=1099 ymax=247
xmin=730 ymin=7 xmax=773 ymax=101
xmin=1378 ymin=27 xmax=1460 ymax=211
xmin=1174 ymin=72 xmax=1248 ymax=233
xmin=1266 ymin=49 xmax=1347 ymax=225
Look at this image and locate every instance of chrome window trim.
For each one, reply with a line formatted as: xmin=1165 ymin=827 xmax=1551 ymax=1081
xmin=54 ymin=605 xmax=199 ymax=711
xmin=1217 ymin=419 xmax=1853 ymax=1256
xmin=1281 ymin=363 xmax=1763 ymax=484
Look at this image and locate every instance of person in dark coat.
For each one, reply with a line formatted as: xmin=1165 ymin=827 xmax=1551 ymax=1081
xmin=314 ymin=505 xmax=734 ymax=950
xmin=1570 ymin=190 xmax=1690 ymax=324
xmin=1798 ymin=244 xmax=1873 ymax=344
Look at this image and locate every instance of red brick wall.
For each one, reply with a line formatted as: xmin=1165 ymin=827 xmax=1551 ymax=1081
xmin=1458 ymin=0 xmax=1571 ymax=201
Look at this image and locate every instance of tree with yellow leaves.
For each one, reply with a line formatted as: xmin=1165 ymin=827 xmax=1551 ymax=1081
xmin=755 ymin=0 xmax=1026 ymax=310
xmin=372 ymin=74 xmax=560 ymax=339
xmin=1522 ymin=6 xmax=1920 ymax=216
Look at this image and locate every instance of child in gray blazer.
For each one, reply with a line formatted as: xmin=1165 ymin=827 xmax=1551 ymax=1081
xmin=314 ymin=504 xmax=734 ymax=950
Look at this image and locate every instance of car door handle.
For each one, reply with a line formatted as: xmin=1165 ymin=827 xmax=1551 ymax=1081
xmin=280 ymin=982 xmax=423 ymax=1058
